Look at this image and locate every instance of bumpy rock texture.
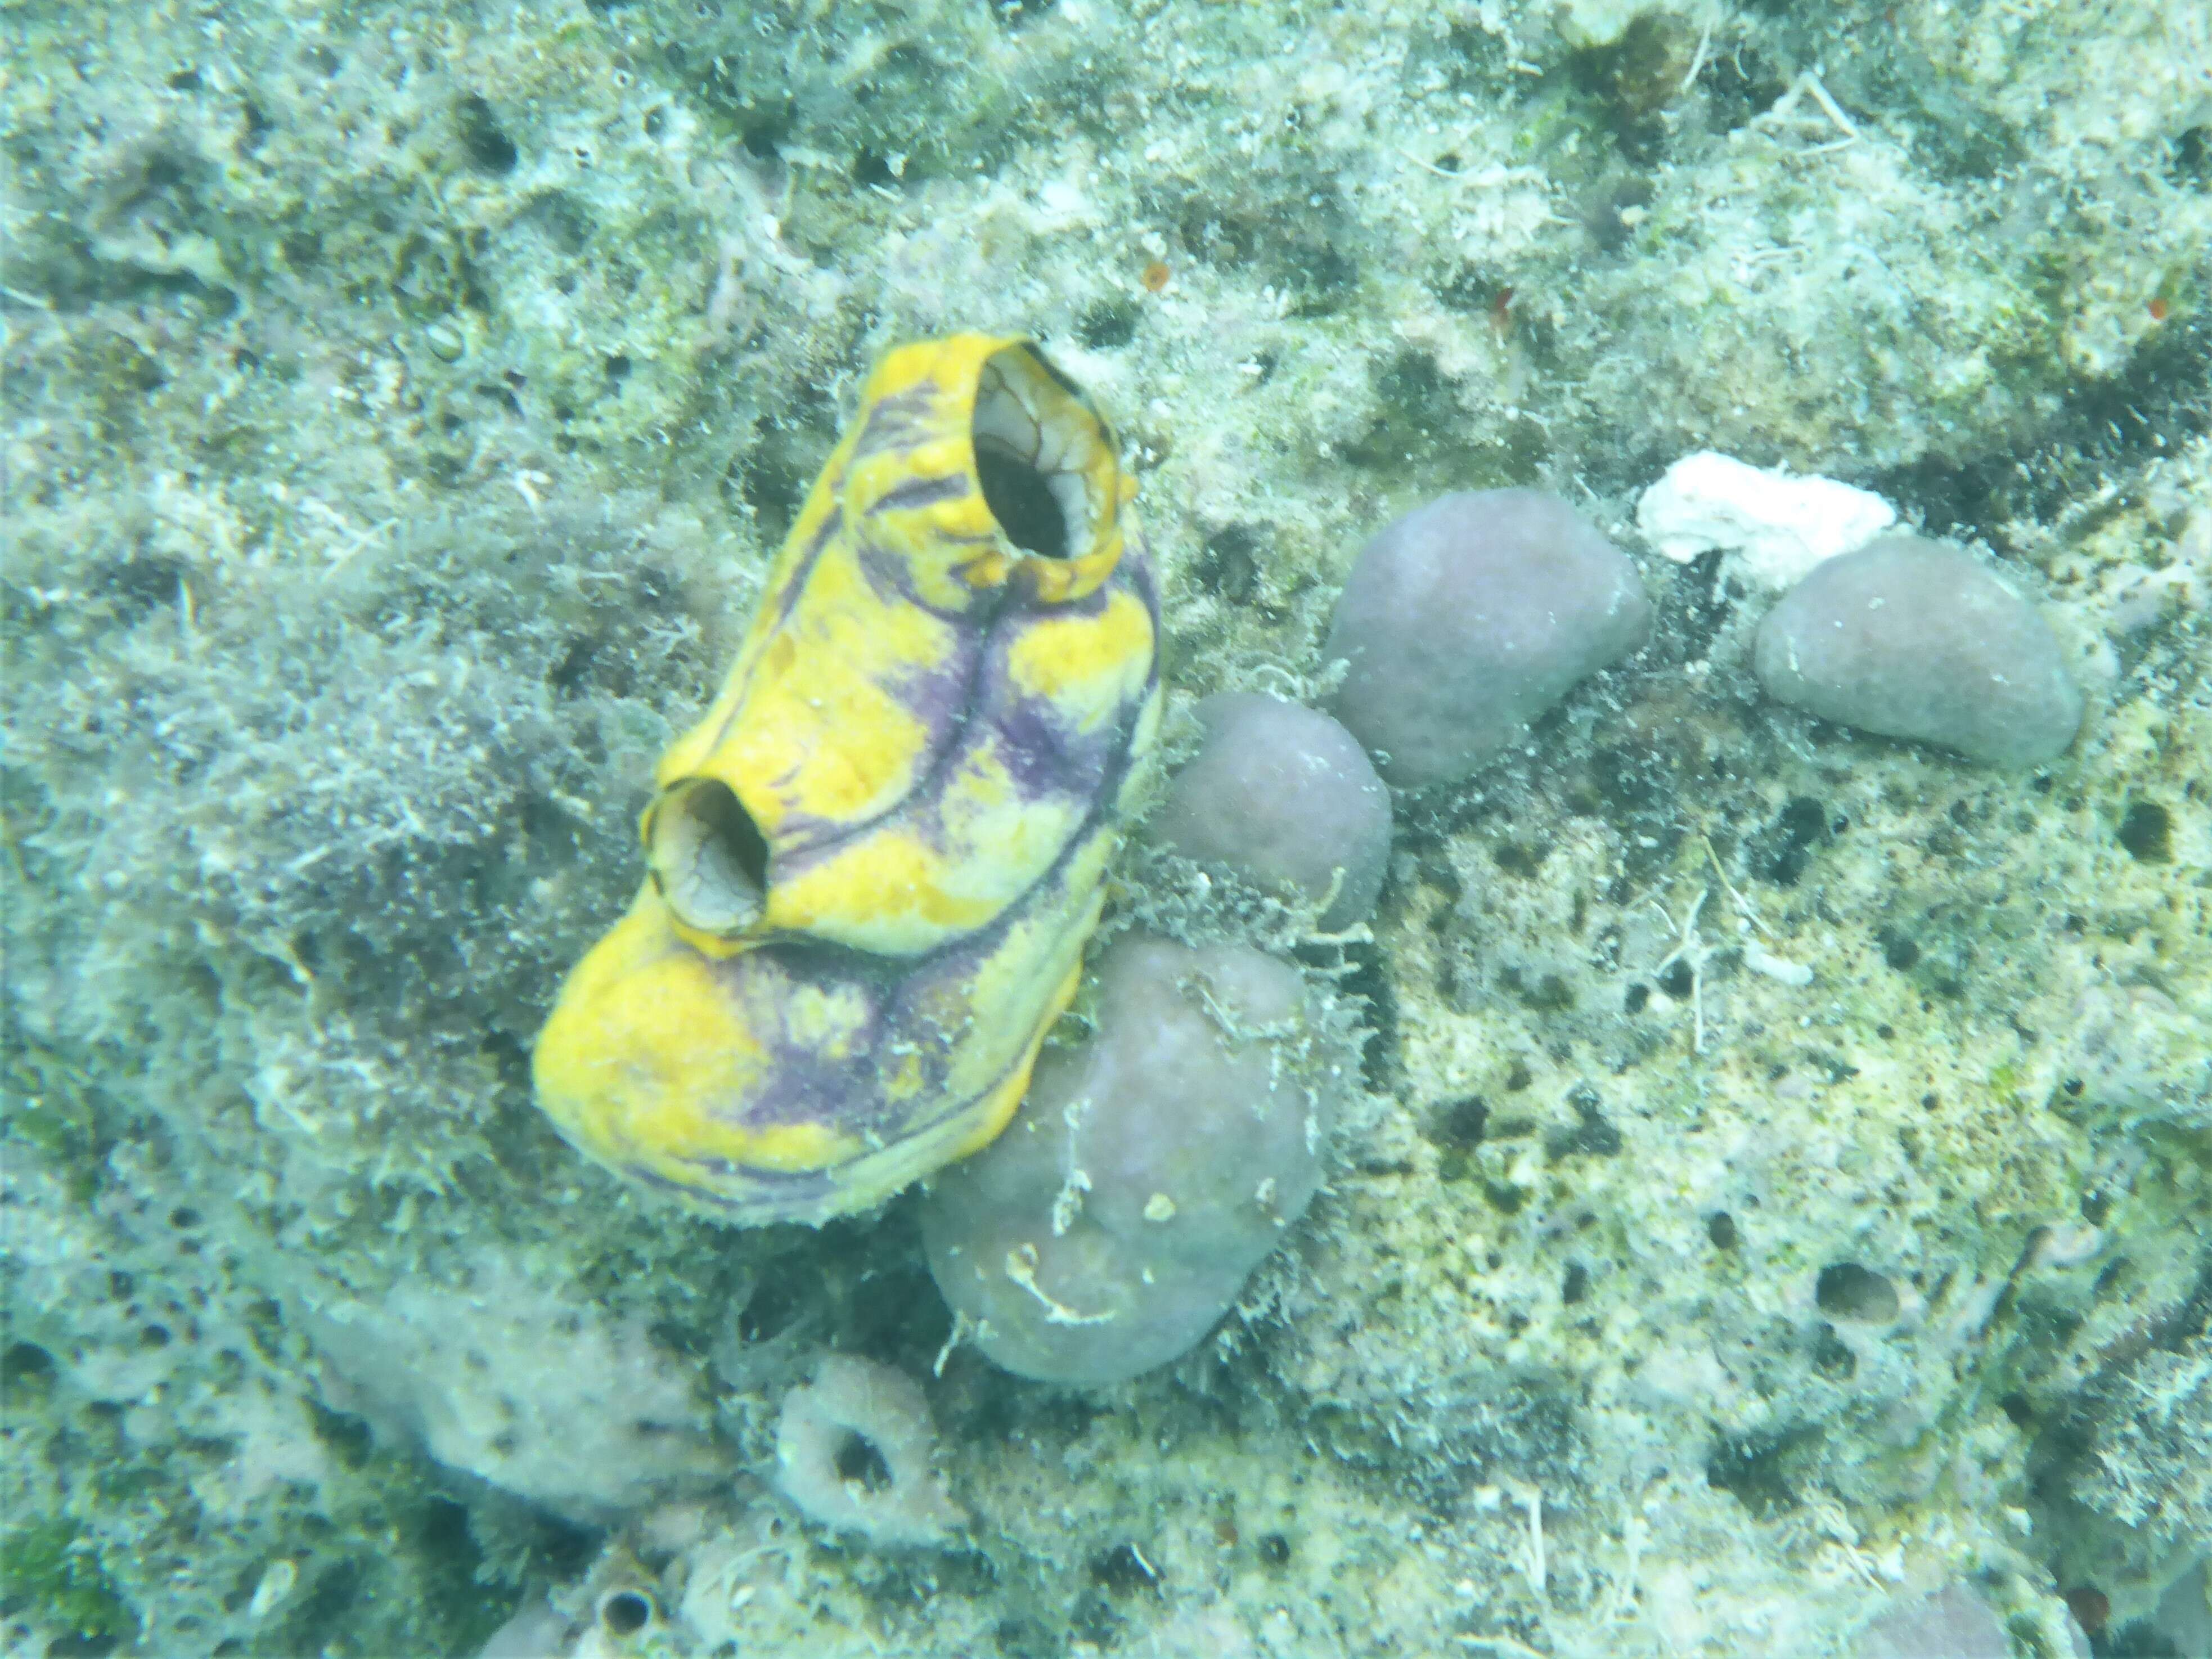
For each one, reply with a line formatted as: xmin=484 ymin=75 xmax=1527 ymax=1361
xmin=1148 ymin=692 xmax=1392 ymax=929
xmin=302 ymin=1255 xmax=729 ymax=1526
xmin=920 ymin=933 xmax=1340 ymax=1386
xmin=1326 ymin=489 xmax=1652 ymax=789
xmin=1753 ymin=534 xmax=2085 ymax=766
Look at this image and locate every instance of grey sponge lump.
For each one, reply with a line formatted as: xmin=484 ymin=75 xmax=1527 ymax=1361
xmin=1148 ymin=692 xmax=1392 ymax=929
xmin=1324 ymin=488 xmax=1653 ymax=790
xmin=919 ymin=932 xmax=1338 ymax=1387
xmin=1752 ymin=534 xmax=2084 ymax=768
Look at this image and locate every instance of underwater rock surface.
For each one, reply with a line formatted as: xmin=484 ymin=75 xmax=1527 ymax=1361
xmin=1 ymin=0 xmax=2206 ymax=1656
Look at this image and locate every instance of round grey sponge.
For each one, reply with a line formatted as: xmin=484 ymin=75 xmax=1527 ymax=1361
xmin=919 ymin=933 xmax=1338 ymax=1387
xmin=1324 ymin=488 xmax=1652 ymax=790
xmin=1752 ymin=534 xmax=2084 ymax=768
xmin=1148 ymin=692 xmax=1392 ymax=929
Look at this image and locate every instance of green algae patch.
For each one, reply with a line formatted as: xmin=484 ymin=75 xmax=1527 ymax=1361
xmin=0 ymin=1519 xmax=138 ymax=1648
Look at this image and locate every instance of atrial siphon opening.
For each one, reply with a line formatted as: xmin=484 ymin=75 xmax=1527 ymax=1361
xmin=972 ymin=345 xmax=1107 ymax=562
xmin=647 ymin=776 xmax=768 ymax=935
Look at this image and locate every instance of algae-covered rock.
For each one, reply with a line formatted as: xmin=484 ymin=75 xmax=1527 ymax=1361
xmin=301 ymin=1256 xmax=731 ymax=1526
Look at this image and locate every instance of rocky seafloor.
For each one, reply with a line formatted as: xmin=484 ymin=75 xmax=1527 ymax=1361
xmin=2 ymin=1 xmax=2207 ymax=1655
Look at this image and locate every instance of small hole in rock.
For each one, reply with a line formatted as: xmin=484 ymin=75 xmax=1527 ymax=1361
xmin=834 ymin=1431 xmax=893 ymax=1493
xmin=456 ymin=93 xmax=518 ymax=174
xmin=2116 ymin=801 xmax=2173 ymax=863
xmin=305 ymin=1400 xmax=375 ymax=1468
xmin=1430 ymin=1096 xmax=1488 ymax=1148
xmin=1562 ymin=1264 xmax=1589 ymax=1303
xmin=1877 ymin=927 xmax=1920 ymax=971
xmin=1814 ymin=1262 xmax=1899 ymax=1323
xmin=1757 ymin=795 xmax=1829 ymax=884
xmin=2 ymin=1341 xmax=56 ymax=1387
xmin=1707 ymin=1212 xmax=1739 ymax=1249
xmin=1812 ymin=1325 xmax=1857 ymax=1379
xmin=1193 ymin=524 xmax=1260 ymax=603
xmin=2063 ymin=1586 xmax=2109 ymax=1637
xmin=740 ymin=113 xmax=787 ymax=158
xmin=738 ymin=1279 xmax=801 ymax=1344
xmin=599 ymin=1590 xmax=653 ymax=1636
xmin=1089 ymin=1543 xmax=1159 ymax=1594
xmin=1546 ymin=1101 xmax=1622 ymax=1159
xmin=1705 ymin=1429 xmax=1807 ymax=1516
xmin=1077 ymin=298 xmax=1139 ymax=349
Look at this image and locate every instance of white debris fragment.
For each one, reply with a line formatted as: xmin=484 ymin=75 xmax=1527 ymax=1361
xmin=1636 ymin=451 xmax=1896 ymax=593
xmin=248 ymin=1558 xmax=298 ymax=1620
xmin=1742 ymin=938 xmax=1815 ymax=988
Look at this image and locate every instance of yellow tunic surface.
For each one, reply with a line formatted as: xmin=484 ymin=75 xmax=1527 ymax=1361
xmin=532 ymin=335 xmax=1161 ymax=1225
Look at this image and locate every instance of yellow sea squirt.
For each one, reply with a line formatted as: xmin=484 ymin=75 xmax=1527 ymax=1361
xmin=532 ymin=335 xmax=1162 ymax=1225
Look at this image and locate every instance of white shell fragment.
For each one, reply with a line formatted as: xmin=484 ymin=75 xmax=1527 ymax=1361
xmin=1636 ymin=451 xmax=1897 ymax=593
xmin=1742 ymin=938 xmax=1815 ymax=987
